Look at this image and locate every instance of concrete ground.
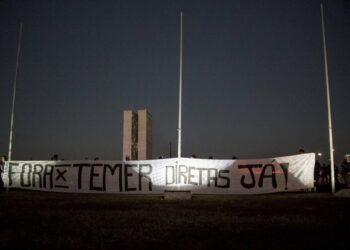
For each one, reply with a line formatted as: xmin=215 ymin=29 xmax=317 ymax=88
xmin=0 ymin=189 xmax=349 ymax=249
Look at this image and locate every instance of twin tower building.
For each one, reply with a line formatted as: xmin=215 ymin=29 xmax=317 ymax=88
xmin=122 ymin=110 xmax=152 ymax=160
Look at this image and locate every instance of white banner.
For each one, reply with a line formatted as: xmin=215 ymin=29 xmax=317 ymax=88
xmin=2 ymin=153 xmax=315 ymax=194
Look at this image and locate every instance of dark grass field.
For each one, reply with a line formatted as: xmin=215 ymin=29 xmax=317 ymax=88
xmin=1 ymin=190 xmax=350 ymax=250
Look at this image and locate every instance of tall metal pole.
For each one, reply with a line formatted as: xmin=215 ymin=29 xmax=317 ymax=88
xmin=8 ymin=22 xmax=23 ymax=161
xmin=177 ymin=12 xmax=183 ymax=158
xmin=320 ymin=3 xmax=335 ymax=193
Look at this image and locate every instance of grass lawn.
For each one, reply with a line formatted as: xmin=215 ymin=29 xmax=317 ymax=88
xmin=1 ymin=190 xmax=350 ymax=249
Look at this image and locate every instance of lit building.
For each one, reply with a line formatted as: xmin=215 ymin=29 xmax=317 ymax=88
xmin=122 ymin=109 xmax=152 ymax=160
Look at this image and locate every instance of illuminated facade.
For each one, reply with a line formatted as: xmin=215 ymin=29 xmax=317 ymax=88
xmin=122 ymin=109 xmax=152 ymax=160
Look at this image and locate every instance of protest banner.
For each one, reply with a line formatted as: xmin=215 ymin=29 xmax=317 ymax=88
xmin=3 ymin=153 xmax=315 ymax=194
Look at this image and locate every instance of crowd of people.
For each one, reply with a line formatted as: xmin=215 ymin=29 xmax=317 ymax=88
xmin=314 ymin=156 xmax=350 ymax=188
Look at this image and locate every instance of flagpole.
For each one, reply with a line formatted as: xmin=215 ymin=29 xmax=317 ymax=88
xmin=177 ymin=11 xmax=183 ymax=158
xmin=320 ymin=3 xmax=335 ymax=193
xmin=8 ymin=22 xmax=23 ymax=161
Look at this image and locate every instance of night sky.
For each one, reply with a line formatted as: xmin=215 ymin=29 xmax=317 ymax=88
xmin=0 ymin=0 xmax=349 ymax=162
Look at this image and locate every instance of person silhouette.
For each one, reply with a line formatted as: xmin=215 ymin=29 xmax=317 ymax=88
xmin=51 ymin=154 xmax=58 ymax=161
xmin=0 ymin=155 xmax=7 ymax=190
